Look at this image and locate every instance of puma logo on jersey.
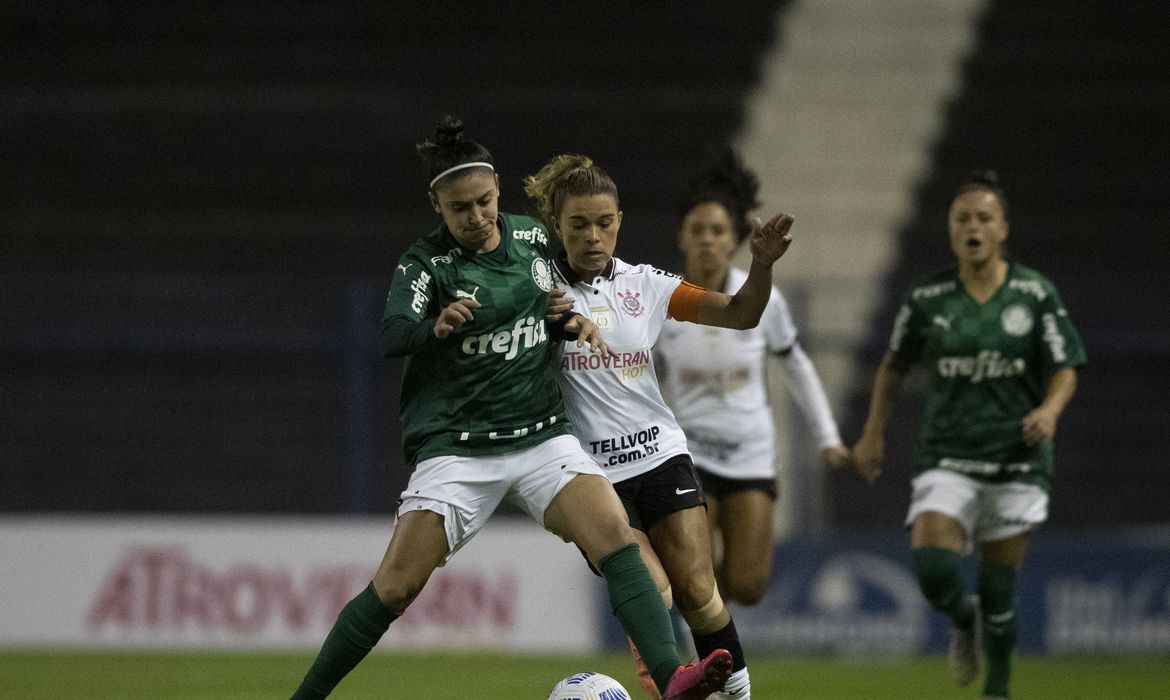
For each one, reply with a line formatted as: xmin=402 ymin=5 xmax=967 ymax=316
xmin=455 ymin=286 xmax=480 ymax=303
xmin=932 ymin=315 xmax=952 ymax=331
xmin=397 ymin=263 xmax=412 ymax=274
xmin=460 ymin=315 xmax=547 ymax=360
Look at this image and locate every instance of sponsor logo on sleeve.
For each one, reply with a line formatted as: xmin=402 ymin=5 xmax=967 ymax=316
xmin=889 ymin=304 xmax=912 ymax=352
xmin=1042 ymin=313 xmax=1067 ymax=362
xmin=409 ymin=270 xmax=433 ymax=314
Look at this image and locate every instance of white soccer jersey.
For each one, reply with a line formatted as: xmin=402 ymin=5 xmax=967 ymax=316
xmin=553 ymin=255 xmax=692 ymax=484
xmin=657 ymin=267 xmax=840 ymax=480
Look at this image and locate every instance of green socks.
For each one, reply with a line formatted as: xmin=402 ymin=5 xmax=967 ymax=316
xmin=598 ymin=543 xmax=681 ymax=693
xmin=292 ymin=582 xmax=399 ymax=699
xmin=979 ymin=564 xmax=1018 ymax=698
xmin=912 ymin=547 xmax=975 ymax=629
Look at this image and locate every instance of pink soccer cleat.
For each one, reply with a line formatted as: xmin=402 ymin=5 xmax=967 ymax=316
xmin=662 ymin=648 xmax=733 ymax=700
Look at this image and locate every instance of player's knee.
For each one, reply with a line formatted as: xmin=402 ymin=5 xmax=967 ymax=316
xmin=720 ymin=562 xmax=769 ymax=605
xmin=723 ymin=572 xmax=768 ymax=606
xmin=371 ymin=574 xmax=427 ymax=614
xmin=679 ymin=588 xmax=727 ymax=634
xmin=913 ymin=547 xmax=964 ymax=607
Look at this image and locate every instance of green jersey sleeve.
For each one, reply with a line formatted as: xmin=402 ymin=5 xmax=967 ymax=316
xmin=888 ymin=294 xmax=928 ymax=366
xmin=381 ymin=251 xmax=440 ymax=358
xmin=1035 ymin=278 xmax=1087 ymax=376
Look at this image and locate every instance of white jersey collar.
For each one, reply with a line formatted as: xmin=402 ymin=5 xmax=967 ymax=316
xmin=553 ymin=250 xmax=616 ymax=284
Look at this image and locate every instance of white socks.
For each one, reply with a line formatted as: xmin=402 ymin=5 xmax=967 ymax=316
xmin=716 ymin=667 xmax=751 ymax=699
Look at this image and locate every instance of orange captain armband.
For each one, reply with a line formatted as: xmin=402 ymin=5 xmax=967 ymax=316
xmin=667 ymin=280 xmax=709 ymax=323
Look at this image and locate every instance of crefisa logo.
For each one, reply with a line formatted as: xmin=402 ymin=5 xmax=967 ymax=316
xmin=616 ymin=289 xmax=643 ymax=318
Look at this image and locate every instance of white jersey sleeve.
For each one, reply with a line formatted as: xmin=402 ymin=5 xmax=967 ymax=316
xmin=774 ymin=343 xmax=843 ymax=450
xmin=763 ymin=283 xmax=842 ymax=450
xmin=762 ymin=285 xmax=799 ymax=354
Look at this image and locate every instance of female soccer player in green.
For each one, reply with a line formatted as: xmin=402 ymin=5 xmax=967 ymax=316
xmin=851 ymin=170 xmax=1086 ymax=700
xmin=290 ymin=117 xmax=731 ymax=700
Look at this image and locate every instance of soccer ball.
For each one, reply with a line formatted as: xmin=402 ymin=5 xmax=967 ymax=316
xmin=547 ymin=671 xmax=632 ymax=700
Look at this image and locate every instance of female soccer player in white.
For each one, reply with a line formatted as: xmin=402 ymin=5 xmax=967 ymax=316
xmin=290 ymin=118 xmax=732 ymax=700
xmin=851 ymin=170 xmax=1086 ymax=700
xmin=525 ymin=154 xmax=794 ymax=700
xmin=656 ymin=145 xmax=849 ymax=607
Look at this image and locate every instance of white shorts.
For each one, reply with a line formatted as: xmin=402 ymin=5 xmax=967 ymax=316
xmin=904 ymin=468 xmax=1048 ymax=546
xmin=397 ymin=434 xmax=605 ymax=562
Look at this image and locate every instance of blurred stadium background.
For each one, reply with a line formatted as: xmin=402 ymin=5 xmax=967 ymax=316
xmin=3 ymin=1 xmax=1169 ymax=697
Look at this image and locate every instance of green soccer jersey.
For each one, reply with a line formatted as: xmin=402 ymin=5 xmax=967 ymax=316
xmin=382 ymin=212 xmax=568 ymax=464
xmin=888 ymin=263 xmax=1086 ymax=489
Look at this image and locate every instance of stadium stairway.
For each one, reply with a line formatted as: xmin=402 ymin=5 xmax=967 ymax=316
xmin=732 ymin=0 xmax=986 ymax=534
xmin=830 ymin=0 xmax=1170 ymax=526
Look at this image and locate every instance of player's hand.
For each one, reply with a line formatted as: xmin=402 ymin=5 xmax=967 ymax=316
xmin=433 ymin=298 xmax=481 ymax=339
xmin=850 ymin=432 xmax=883 ymax=484
xmin=821 ymin=444 xmax=852 ymax=470
xmin=748 ymin=212 xmax=795 ymax=266
xmin=546 ymin=287 xmax=574 ymax=323
xmin=564 ymin=314 xmax=613 ymax=355
xmin=1022 ymin=406 xmax=1058 ymax=446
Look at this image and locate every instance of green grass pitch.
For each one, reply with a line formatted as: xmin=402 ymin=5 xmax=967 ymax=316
xmin=0 ymin=650 xmax=1166 ymax=699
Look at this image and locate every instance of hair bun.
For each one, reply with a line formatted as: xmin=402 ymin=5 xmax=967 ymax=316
xmin=434 ymin=116 xmax=465 ymax=147
xmin=969 ymin=169 xmax=999 ymax=187
xmin=676 ymin=144 xmax=760 ymax=239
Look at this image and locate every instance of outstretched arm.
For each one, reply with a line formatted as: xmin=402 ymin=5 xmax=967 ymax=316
xmin=692 ymin=213 xmax=794 ymax=329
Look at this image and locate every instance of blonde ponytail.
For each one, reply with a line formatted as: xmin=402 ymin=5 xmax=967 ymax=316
xmin=523 ymin=154 xmax=617 ymax=229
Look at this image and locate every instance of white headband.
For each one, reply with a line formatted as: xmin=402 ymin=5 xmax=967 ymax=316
xmin=429 ymin=161 xmax=494 ymax=189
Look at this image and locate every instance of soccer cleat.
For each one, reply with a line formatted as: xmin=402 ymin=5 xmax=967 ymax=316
xmin=627 ymin=637 xmax=661 ymax=699
xmin=662 ymin=648 xmax=733 ymax=700
xmin=948 ymin=596 xmax=983 ymax=687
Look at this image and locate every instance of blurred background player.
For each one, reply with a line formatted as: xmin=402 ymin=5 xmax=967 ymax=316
xmin=291 ymin=117 xmax=730 ymax=700
xmin=526 ymin=153 xmax=794 ymax=700
xmin=850 ymin=170 xmax=1086 ymax=700
xmin=656 ymin=145 xmax=850 ymax=606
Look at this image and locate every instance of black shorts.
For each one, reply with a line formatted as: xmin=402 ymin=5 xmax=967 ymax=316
xmin=613 ymin=453 xmax=706 ymax=533
xmin=694 ymin=465 xmax=778 ymax=501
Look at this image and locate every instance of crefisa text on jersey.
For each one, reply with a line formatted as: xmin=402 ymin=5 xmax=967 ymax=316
xmin=409 ymin=270 xmax=433 ymax=314
xmin=460 ymin=315 xmax=547 ymax=360
xmin=512 ymin=226 xmax=548 ymax=245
